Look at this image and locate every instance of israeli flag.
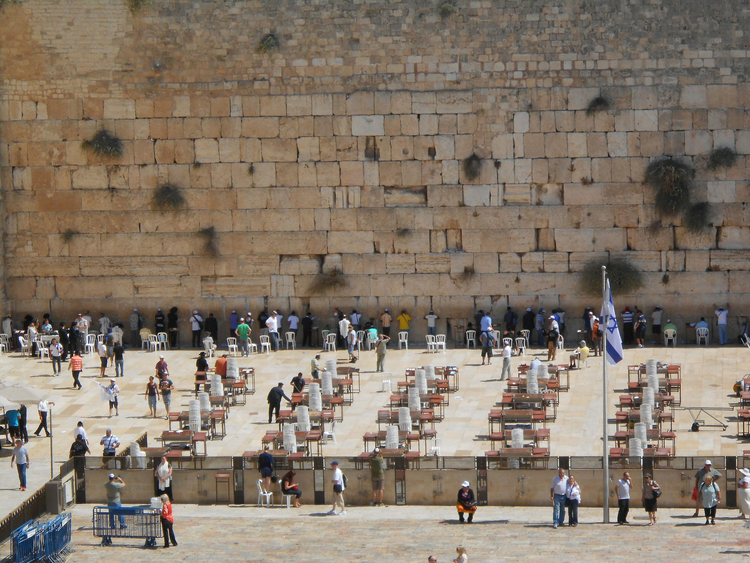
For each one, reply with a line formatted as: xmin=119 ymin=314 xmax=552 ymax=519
xmin=601 ymin=279 xmax=624 ymax=365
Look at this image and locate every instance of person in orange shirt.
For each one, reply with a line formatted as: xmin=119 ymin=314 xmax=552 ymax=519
xmin=68 ymin=351 xmax=83 ymax=390
xmin=160 ymin=494 xmax=178 ymax=548
xmin=214 ymin=354 xmax=228 ymax=377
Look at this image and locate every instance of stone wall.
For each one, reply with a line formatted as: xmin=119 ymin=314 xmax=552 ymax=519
xmin=1 ymin=0 xmax=749 ymax=341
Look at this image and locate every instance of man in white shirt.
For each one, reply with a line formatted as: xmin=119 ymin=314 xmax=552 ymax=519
xmin=328 ymin=460 xmax=346 ymax=515
xmin=338 ymin=315 xmax=350 ymax=348
xmin=98 ymin=341 xmax=108 ymax=377
xmin=73 ymin=421 xmax=89 ymax=445
xmin=287 ymin=311 xmax=300 ymax=339
xmin=265 ymin=311 xmax=280 ymax=351
xmin=106 ymin=379 xmax=120 ymax=418
xmin=651 ymin=306 xmax=663 ymax=344
xmin=98 ymin=313 xmax=111 ymax=335
xmin=34 ymin=399 xmax=54 ymax=437
xmin=500 ymin=342 xmax=512 ymax=380
xmin=549 ymin=468 xmax=569 ymax=528
xmin=190 ymin=310 xmax=204 ymax=348
xmin=714 ymin=303 xmax=730 ymax=345
xmin=349 ymin=310 xmax=361 ymax=332
xmin=616 ymin=471 xmax=632 ymax=524
xmin=425 ymin=310 xmax=439 ymax=336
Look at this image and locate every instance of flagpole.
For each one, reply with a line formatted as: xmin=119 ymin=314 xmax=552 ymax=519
xmin=602 ymin=266 xmax=609 ymax=523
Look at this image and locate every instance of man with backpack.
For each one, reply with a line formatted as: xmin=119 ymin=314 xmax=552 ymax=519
xmin=480 ymin=326 xmax=496 ymax=365
xmin=328 ymin=460 xmax=346 ymax=516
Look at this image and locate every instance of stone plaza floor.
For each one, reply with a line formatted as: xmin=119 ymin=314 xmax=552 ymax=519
xmin=1 ymin=337 xmax=749 ymax=548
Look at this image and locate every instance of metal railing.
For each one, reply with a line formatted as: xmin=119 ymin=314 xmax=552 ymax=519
xmin=0 ymin=487 xmax=48 ymax=544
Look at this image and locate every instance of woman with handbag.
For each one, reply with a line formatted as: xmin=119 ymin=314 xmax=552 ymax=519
xmin=566 ymin=475 xmax=581 ymax=526
xmin=642 ymin=473 xmax=661 ymax=525
xmin=281 ymin=470 xmax=303 ymax=508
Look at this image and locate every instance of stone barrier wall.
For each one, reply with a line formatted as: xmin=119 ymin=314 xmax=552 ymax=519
xmin=1 ymin=0 xmax=749 ymax=341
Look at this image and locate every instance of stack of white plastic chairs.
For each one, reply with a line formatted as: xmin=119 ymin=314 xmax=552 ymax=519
xmin=129 ymin=441 xmax=147 ymax=469
xmin=226 ymin=357 xmax=239 ymax=379
xmin=321 ymin=371 xmax=333 ymax=396
xmin=634 ymin=422 xmax=648 ymax=449
xmin=297 ymin=406 xmax=310 ymax=432
xmin=198 ymin=391 xmax=211 ymax=412
xmin=527 ymin=368 xmax=539 ymax=395
xmin=538 ymin=363 xmax=549 ymax=381
xmin=509 ymin=428 xmax=524 ymax=469
xmin=188 ymin=399 xmax=201 ymax=432
xmin=283 ymin=424 xmax=297 ymax=453
xmin=630 ymin=437 xmax=644 ymax=459
xmin=326 ymin=360 xmax=337 ymax=378
xmin=415 ymin=369 xmax=428 ymax=395
xmin=398 ymin=407 xmax=411 ymax=432
xmin=386 ymin=425 xmax=399 ymax=450
xmin=408 ymin=387 xmax=420 ymax=412
xmin=308 ymin=382 xmax=322 ymax=412
xmin=210 ymin=373 xmax=223 ymax=397
xmin=425 ymin=365 xmax=436 ymax=382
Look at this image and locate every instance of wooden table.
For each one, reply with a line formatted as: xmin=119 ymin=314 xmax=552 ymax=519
xmin=363 ymin=430 xmax=421 ymax=452
xmin=489 ymin=428 xmax=551 ymax=450
xmin=488 ymin=408 xmax=546 ymax=435
xmin=484 ymin=447 xmax=550 ymax=468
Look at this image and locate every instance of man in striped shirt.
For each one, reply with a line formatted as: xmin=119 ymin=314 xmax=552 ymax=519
xmin=621 ymin=307 xmax=635 ymax=346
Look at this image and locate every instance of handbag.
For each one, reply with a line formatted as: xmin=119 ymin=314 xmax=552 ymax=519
xmin=653 ymin=488 xmax=662 ymax=498
xmin=564 ymin=497 xmax=571 ymax=507
xmin=691 ymin=487 xmax=699 ymax=502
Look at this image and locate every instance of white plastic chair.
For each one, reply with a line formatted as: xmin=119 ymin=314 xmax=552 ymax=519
xmin=97 ymin=334 xmax=105 ymax=345
xmin=256 ymin=479 xmax=273 ymax=507
xmin=520 ymin=329 xmax=531 ymax=348
xmin=557 ymin=335 xmax=564 ymax=350
xmin=515 ymin=337 xmax=526 ymax=356
xmin=425 ymin=335 xmax=436 ymax=353
xmin=36 ymin=338 xmax=49 ymax=359
xmin=322 ymin=420 xmax=337 ymax=445
xmin=157 ymin=332 xmax=170 ymax=351
xmin=203 ymin=338 xmax=216 ymax=357
xmin=502 ymin=337 xmax=513 ymax=348
xmin=260 ymin=335 xmax=271 ymax=354
xmin=466 ymin=330 xmax=477 ymax=349
xmin=18 ymin=336 xmax=30 ymax=356
xmin=140 ymin=330 xmax=152 ymax=351
xmin=398 ymin=331 xmax=409 ymax=350
xmin=227 ymin=337 xmax=239 ymax=356
xmin=84 ymin=334 xmax=97 ymax=355
xmin=696 ymin=327 xmax=709 ymax=346
xmin=367 ymin=332 xmax=378 ymax=350
xmin=356 ymin=330 xmax=365 ymax=352
xmin=0 ymin=334 xmax=9 ymax=353
xmin=435 ymin=334 xmax=447 ymax=352
xmin=285 ymin=332 xmax=296 ymax=350
xmin=663 ymin=329 xmax=677 ymax=347
xmin=429 ymin=437 xmax=442 ymax=457
xmin=248 ymin=339 xmax=258 ymax=354
xmin=325 ymin=333 xmax=336 ymax=352
xmin=381 ymin=372 xmax=392 ymax=393
xmin=280 ymin=491 xmax=295 ymax=509
xmin=493 ymin=331 xmax=502 ymax=349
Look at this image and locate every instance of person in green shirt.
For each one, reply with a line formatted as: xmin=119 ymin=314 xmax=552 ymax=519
xmin=663 ymin=319 xmax=677 ymax=345
xmin=369 ymin=448 xmax=386 ymax=506
xmin=235 ymin=318 xmax=251 ymax=357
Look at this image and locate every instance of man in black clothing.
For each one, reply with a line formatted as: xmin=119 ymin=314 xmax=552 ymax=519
xmin=301 ymin=313 xmax=314 ymax=347
xmin=522 ymin=308 xmax=535 ymax=335
xmin=204 ymin=313 xmax=218 ymax=344
xmin=267 ymin=382 xmax=291 ymax=423
xmin=58 ymin=322 xmax=69 ymax=361
xmin=69 ymin=434 xmax=90 ymax=458
xmin=167 ymin=307 xmax=179 ymax=348
xmin=258 ymin=309 xmax=269 ymax=331
xmin=155 ymin=309 xmax=166 ymax=334
xmin=290 ymin=373 xmax=306 ymax=411
xmin=504 ymin=307 xmax=518 ymax=336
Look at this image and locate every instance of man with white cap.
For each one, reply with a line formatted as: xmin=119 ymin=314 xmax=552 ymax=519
xmin=693 ymin=459 xmax=721 ymax=517
xmin=155 ymin=355 xmax=169 ymax=379
xmin=265 ymin=311 xmax=280 ymax=351
xmin=714 ymin=303 xmax=730 ymax=345
xmin=189 ymin=311 xmax=204 ymax=348
xmin=104 ymin=473 xmax=126 ymax=530
xmin=457 ymin=480 xmax=477 ymax=523
xmin=106 ymin=378 xmax=120 ymax=418
xmin=369 ymin=448 xmax=386 ymax=506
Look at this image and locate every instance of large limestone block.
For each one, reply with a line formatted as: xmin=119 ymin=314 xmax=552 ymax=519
xmin=610 ymin=250 xmax=661 ymax=271
xmin=436 ymin=91 xmax=472 ymax=114
xmin=680 ymin=86 xmax=707 ymax=109
xmin=261 ymin=139 xmax=297 ymax=162
xmin=72 ymin=166 xmax=107 ymax=190
xmin=367 ymin=274 xmax=405 ymax=297
xmin=545 ymin=133 xmax=568 ymax=158
xmin=593 ymin=228 xmax=627 ymax=251
xmin=567 ymin=88 xmax=600 ymax=111
xmin=249 ymin=231 xmax=326 ymax=255
xmin=394 ymin=230 xmax=430 ymax=254
xmin=554 ymin=228 xmax=594 ymax=252
xmin=685 ymin=250 xmax=710 ymax=271
xmin=103 ymin=99 xmax=135 ymax=120
xmin=627 ymin=227 xmax=674 ymax=251
xmin=201 ymin=277 xmax=271 ymax=298
xmin=718 ymin=227 xmax=750 ymax=249
xmin=568 ymin=252 xmax=609 ymax=272
xmin=674 ymin=228 xmax=716 ymax=250
xmin=543 ymin=252 xmax=569 ymax=273
xmin=278 ymin=255 xmax=320 ymax=276
xmin=194 ymin=139 xmax=219 ymax=163
xmin=351 ymin=115 xmax=384 ymax=136
xmin=521 ymin=253 xmax=544 ymax=273
xmin=709 ymin=250 xmax=750 ymax=271
xmin=80 ymin=256 xmax=188 ymax=277
xmin=707 ymin=181 xmax=736 ymax=203
xmin=563 ymin=184 xmax=643 ymax=206
xmin=57 ymin=276 xmax=134 ymax=299
xmin=328 ymin=231 xmax=374 ymax=254
xmin=386 ymin=254 xmax=416 ymax=274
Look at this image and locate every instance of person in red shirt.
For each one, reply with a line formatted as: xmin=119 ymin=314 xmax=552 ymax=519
xmin=68 ymin=352 xmax=83 ymax=390
xmin=214 ymin=354 xmax=228 ymax=377
xmin=160 ymin=494 xmax=178 ymax=548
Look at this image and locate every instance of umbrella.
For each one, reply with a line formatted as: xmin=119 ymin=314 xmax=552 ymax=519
xmin=0 ymin=382 xmax=47 ymax=405
xmin=0 ymin=395 xmax=20 ymax=410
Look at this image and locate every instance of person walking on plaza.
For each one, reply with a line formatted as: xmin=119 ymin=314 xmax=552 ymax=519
xmin=68 ymin=351 xmax=83 ymax=390
xmin=290 ymin=372 xmax=305 ymax=412
xmin=145 ymin=376 xmax=160 ymax=418
xmin=160 ymin=493 xmax=178 ymax=548
xmin=100 ymin=429 xmax=120 ymax=460
xmin=566 ymin=475 xmax=581 ymax=526
xmin=113 ymin=339 xmax=124 ymax=377
xmin=311 ymin=354 xmax=324 ymax=379
xmin=328 ymin=460 xmax=346 ymax=515
xmin=456 ymin=481 xmax=477 ymax=523
xmin=370 ymin=448 xmax=386 ymax=506
xmin=34 ymin=399 xmax=54 ymax=437
xmin=69 ymin=434 xmax=90 ymax=458
xmin=479 ymin=326 xmax=496 ymax=365
xmin=235 ymin=317 xmax=251 ymax=357
xmin=376 ymin=333 xmax=390 ymax=373
xmin=700 ymin=474 xmax=721 ymax=525
xmin=380 ymin=309 xmax=392 ymax=338
xmin=11 ymin=439 xmax=29 ymax=491
xmin=159 ymin=376 xmax=174 ymax=419
xmin=550 ymin=468 xmax=568 ymax=528
xmin=18 ymin=405 xmax=28 ymax=444
xmin=738 ymin=468 xmax=750 ymax=519
xmin=714 ymin=303 xmax=730 ymax=345
xmin=49 ymin=338 xmax=63 ymax=375
xmin=106 ymin=378 xmax=120 ymax=418
xmin=453 ymin=546 xmax=468 ymax=563
xmin=692 ymin=460 xmax=721 ymax=517
xmin=73 ymin=421 xmax=89 ymax=445
xmin=616 ymin=471 xmax=632 ymax=524
xmin=642 ymin=473 xmax=661 ymax=525
xmin=267 ymin=382 xmax=291 ymax=423
xmin=105 ymin=474 xmax=126 ymax=529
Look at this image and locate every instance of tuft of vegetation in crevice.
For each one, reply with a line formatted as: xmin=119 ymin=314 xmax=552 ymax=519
xmin=439 ymin=2 xmax=458 ymax=19
xmin=462 ymin=153 xmax=481 ymax=181
xmin=683 ymin=201 xmax=712 ymax=233
xmin=248 ymin=164 xmax=254 ymax=175
xmin=82 ymin=129 xmax=123 ymax=158
xmin=257 ymin=33 xmax=279 ymax=54
xmin=128 ymin=0 xmax=153 ymax=12
xmin=61 ymin=229 xmax=79 ymax=242
xmin=707 ymin=146 xmax=738 ymax=171
xmin=152 ymin=183 xmax=186 ymax=211
xmin=580 ymin=258 xmax=643 ymax=296
xmin=395 ymin=228 xmax=411 ymax=237
xmin=198 ymin=226 xmax=219 ymax=257
xmin=586 ymin=96 xmax=610 ymax=116
xmin=661 ymin=273 xmax=670 ymax=284
xmin=644 ymin=158 xmax=694 ymax=217
xmin=308 ymin=268 xmax=348 ymax=294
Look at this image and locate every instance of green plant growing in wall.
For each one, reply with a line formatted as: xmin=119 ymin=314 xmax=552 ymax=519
xmin=707 ymin=146 xmax=738 ymax=171
xmin=308 ymin=268 xmax=348 ymax=295
xmin=257 ymin=34 xmax=279 ymax=54
xmin=439 ymin=2 xmax=458 ymax=18
xmin=128 ymin=0 xmax=153 ymax=12
xmin=683 ymin=201 xmax=712 ymax=234
xmin=586 ymin=96 xmax=610 ymax=116
xmin=462 ymin=153 xmax=481 ymax=181
xmin=61 ymin=229 xmax=79 ymax=242
xmin=580 ymin=258 xmax=643 ymax=296
xmin=198 ymin=226 xmax=219 ymax=257
xmin=644 ymin=158 xmax=694 ymax=217
xmin=152 ymin=183 xmax=186 ymax=211
xmin=82 ymin=129 xmax=123 ymax=158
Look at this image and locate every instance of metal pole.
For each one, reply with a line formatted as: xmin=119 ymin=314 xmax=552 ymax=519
xmin=49 ymin=407 xmax=54 ymax=480
xmin=602 ymin=265 xmax=609 ymax=523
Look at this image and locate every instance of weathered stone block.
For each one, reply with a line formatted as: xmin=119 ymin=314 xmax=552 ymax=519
xmin=195 ymin=139 xmax=219 ymax=163
xmin=351 ymin=115 xmax=384 ymax=136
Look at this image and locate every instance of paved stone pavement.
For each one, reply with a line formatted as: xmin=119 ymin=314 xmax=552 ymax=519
xmin=1 ymin=341 xmax=748 ymax=522
xmin=3 ymin=504 xmax=750 ymax=562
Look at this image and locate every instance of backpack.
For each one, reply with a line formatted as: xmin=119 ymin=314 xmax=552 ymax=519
xmin=342 ymin=472 xmax=348 ymax=489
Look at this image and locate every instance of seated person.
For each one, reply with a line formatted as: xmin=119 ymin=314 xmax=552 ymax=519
xmin=456 ymin=481 xmax=477 ymax=523
xmin=214 ymin=354 xmax=228 ymax=377
xmin=663 ymin=320 xmax=678 ymax=341
xmin=281 ymin=470 xmax=302 ymax=508
xmin=203 ymin=335 xmax=216 ymax=353
xmin=41 ymin=319 xmax=53 ymax=333
xmin=569 ymin=340 xmax=590 ymax=369
xmin=196 ymin=351 xmax=209 ymax=373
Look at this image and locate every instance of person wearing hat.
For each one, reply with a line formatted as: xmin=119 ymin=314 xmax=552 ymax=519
xmin=196 ymin=351 xmax=209 ymax=373
xmin=229 ymin=310 xmax=239 ymax=340
xmin=267 ymin=382 xmax=291 ymax=423
xmin=290 ymin=373 xmax=305 ymax=412
xmin=370 ymin=448 xmax=386 ymax=506
xmin=522 ymin=307 xmax=535 ymax=338
xmin=621 ymin=306 xmax=635 ymax=346
xmin=503 ymin=306 xmax=518 ymax=337
xmin=106 ymin=378 xmax=120 ymax=418
xmin=479 ymin=325 xmax=496 ymax=365
xmin=641 ymin=473 xmax=661 ymax=525
xmin=100 ymin=428 xmax=120 ymax=460
xmin=634 ymin=308 xmax=647 ymax=348
xmin=693 ymin=460 xmax=721 ymax=517
xmin=714 ymin=303 xmax=730 ymax=345
xmin=456 ymin=480 xmax=477 ymax=523
xmin=189 ymin=310 xmax=204 ymax=348
xmin=546 ymin=318 xmax=559 ymax=362
xmin=69 ymin=433 xmax=90 ymax=458
xmin=663 ymin=319 xmax=678 ymax=345
xmin=104 ymin=473 xmax=126 ymax=529
xmin=204 ymin=312 xmax=218 ymax=344
xmin=328 ymin=460 xmax=346 ymax=515
xmin=425 ymin=309 xmax=439 ymax=336
xmin=738 ymin=468 xmax=750 ymax=519
xmin=155 ymin=355 xmax=169 ymax=379
xmin=380 ymin=309 xmax=392 ymax=338
xmin=569 ymin=340 xmax=590 ymax=369
xmin=265 ymin=311 xmax=280 ymax=352
xmin=235 ymin=317 xmax=251 ymax=357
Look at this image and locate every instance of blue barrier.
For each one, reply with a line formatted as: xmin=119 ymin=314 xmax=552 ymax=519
xmin=92 ymin=506 xmax=161 ymax=547
xmin=11 ymin=514 xmax=72 ymax=563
